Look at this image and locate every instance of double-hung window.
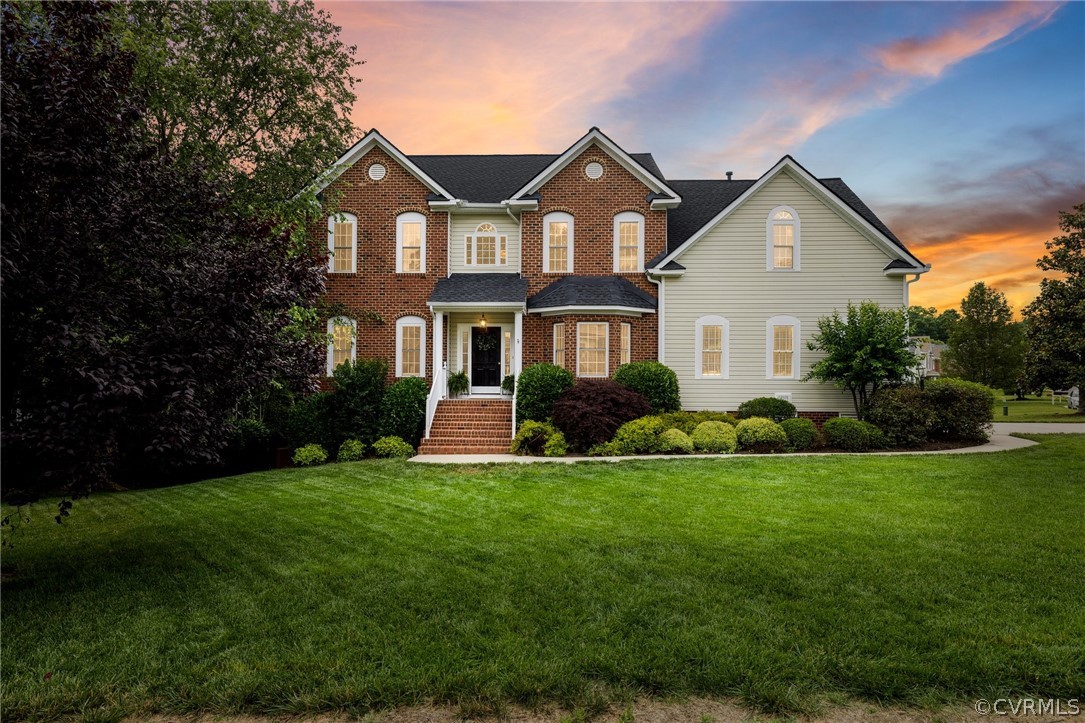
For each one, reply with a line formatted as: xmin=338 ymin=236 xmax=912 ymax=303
xmin=767 ymin=206 xmax=799 ymax=271
xmin=614 ymin=212 xmax=644 ymax=272
xmin=396 ymin=316 xmax=426 ymax=377
xmin=543 ymin=212 xmax=573 ymax=273
xmin=328 ymin=213 xmax=357 ymax=273
xmin=620 ymin=323 xmax=631 ymax=365
xmin=327 ymin=317 xmax=356 ymax=374
xmin=553 ymin=323 xmax=566 ymax=368
xmin=695 ymin=315 xmax=729 ymax=378
xmin=766 ymin=315 xmax=800 ymax=379
xmin=397 ymin=213 xmax=425 ymax=273
xmin=577 ymin=322 xmax=608 ymax=377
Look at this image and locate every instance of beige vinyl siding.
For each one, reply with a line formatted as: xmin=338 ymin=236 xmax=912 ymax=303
xmin=450 ymin=213 xmax=520 ymax=273
xmin=663 ymin=170 xmax=905 ymax=415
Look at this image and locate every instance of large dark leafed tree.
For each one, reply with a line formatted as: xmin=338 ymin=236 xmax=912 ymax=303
xmin=0 ymin=2 xmax=326 ymax=510
xmin=942 ymin=282 xmax=1026 ymax=391
xmin=121 ymin=0 xmax=361 ymax=221
xmin=1024 ymin=203 xmax=1085 ymax=411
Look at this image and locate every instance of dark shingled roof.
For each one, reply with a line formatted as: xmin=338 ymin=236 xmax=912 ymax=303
xmin=429 ymin=273 xmax=528 ymax=304
xmin=528 ymin=276 xmax=657 ymax=311
xmin=884 ymin=259 xmax=921 ymax=270
xmin=409 ymin=153 xmax=665 ymax=203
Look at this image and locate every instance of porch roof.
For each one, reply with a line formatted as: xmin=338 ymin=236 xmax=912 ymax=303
xmin=527 ymin=276 xmax=657 ymax=313
xmin=429 ymin=273 xmax=528 ymax=306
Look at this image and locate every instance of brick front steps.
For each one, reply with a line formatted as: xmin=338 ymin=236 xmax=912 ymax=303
xmin=418 ymin=398 xmax=513 ymax=455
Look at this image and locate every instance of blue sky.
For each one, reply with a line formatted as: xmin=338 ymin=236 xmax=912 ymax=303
xmin=323 ymin=0 xmax=1085 ymax=310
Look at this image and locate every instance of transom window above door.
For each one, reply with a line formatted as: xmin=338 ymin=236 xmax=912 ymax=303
xmin=466 ymin=223 xmax=508 ymax=266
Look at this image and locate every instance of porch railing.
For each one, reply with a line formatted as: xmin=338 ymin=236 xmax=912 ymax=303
xmin=425 ymin=362 xmax=447 ymax=439
xmin=510 ymin=382 xmax=518 ymax=438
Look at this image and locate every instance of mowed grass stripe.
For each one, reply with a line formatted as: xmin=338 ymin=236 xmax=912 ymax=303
xmin=2 ymin=437 xmax=1083 ymax=719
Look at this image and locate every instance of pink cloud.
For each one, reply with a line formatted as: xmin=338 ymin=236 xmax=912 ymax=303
xmin=320 ymin=2 xmax=729 ymax=154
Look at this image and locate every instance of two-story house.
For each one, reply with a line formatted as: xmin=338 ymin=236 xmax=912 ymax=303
xmin=308 ymin=128 xmax=929 ymax=453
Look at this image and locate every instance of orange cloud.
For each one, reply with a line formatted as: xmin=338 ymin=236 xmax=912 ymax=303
xmin=320 ymin=2 xmax=729 ymax=154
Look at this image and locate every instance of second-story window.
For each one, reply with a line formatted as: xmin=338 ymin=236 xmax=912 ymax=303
xmin=767 ymin=206 xmax=800 ymax=271
xmin=327 ymin=212 xmax=357 ymax=273
xmin=543 ymin=212 xmax=573 ymax=273
xmin=614 ymin=211 xmax=644 ymax=272
xmin=397 ymin=212 xmax=425 ymax=273
xmin=466 ymin=223 xmax=507 ymax=266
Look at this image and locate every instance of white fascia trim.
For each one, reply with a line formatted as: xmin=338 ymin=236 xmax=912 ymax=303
xmin=508 ymin=128 xmax=681 ymax=202
xmin=647 ymin=268 xmax=685 ymax=278
xmin=655 ymin=157 xmax=921 ymax=270
xmin=428 ymin=302 xmax=527 ymax=312
xmin=885 ymin=264 xmax=932 ymax=276
xmin=650 ymin=198 xmax=681 ymax=210
xmin=535 ymin=305 xmax=655 ymax=318
xmin=304 ymin=129 xmax=455 ymax=200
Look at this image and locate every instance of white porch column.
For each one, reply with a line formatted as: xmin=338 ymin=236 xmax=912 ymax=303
xmin=514 ymin=310 xmax=523 ymax=376
xmin=432 ymin=311 xmax=444 ymax=381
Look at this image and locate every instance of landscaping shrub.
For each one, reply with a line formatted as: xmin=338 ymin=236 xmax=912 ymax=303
xmin=223 ymin=417 xmax=273 ymax=471
xmin=780 ymin=417 xmax=819 ymax=451
xmin=379 ymin=377 xmax=429 ymax=448
xmin=823 ymin=417 xmax=886 ymax=452
xmin=292 ymin=443 xmax=328 ymax=467
xmin=690 ymin=421 xmax=738 ymax=454
xmin=654 ymin=410 xmax=738 ymax=435
xmin=735 ymin=417 xmax=787 ymax=453
xmin=515 ymin=363 xmax=574 ymax=425
xmin=658 ymin=428 xmax=694 ymax=454
xmin=737 ymin=396 xmax=797 ymax=422
xmin=925 ymin=377 xmax=996 ymax=442
xmin=372 ymin=436 xmax=415 ymax=459
xmin=510 ymin=421 xmax=567 ymax=457
xmin=336 ymin=439 xmax=366 ymax=462
xmin=331 ymin=359 xmax=387 ymax=448
xmin=867 ymin=386 xmax=933 ymax=448
xmin=608 ymin=416 xmax=668 ymax=455
xmin=551 ymin=379 xmax=651 ymax=452
xmin=283 ymin=391 xmax=336 ymax=452
xmin=612 ymin=361 xmax=681 ymax=413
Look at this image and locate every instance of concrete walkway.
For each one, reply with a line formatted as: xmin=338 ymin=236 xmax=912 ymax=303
xmin=412 ymin=432 xmax=1041 ymax=464
xmin=992 ymin=421 xmax=1085 ymax=434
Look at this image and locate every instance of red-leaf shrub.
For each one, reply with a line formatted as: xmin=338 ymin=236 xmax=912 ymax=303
xmin=551 ymin=380 xmax=651 ymax=452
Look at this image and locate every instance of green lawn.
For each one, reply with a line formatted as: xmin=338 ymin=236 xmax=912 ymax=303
xmin=3 ymin=437 xmax=1084 ymax=720
xmin=993 ymin=394 xmax=1085 ymax=423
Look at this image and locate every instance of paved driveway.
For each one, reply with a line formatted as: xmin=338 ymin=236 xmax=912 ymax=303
xmin=993 ymin=422 xmax=1085 ymax=434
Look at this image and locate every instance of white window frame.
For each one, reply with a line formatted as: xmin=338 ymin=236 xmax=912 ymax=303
xmin=543 ymin=212 xmax=574 ymax=273
xmin=553 ymin=322 xmax=566 ymax=368
xmin=620 ymin=322 xmax=631 ymax=366
xmin=396 ymin=212 xmax=426 ymax=274
xmin=766 ymin=315 xmax=801 ymax=379
xmin=465 ymin=222 xmax=508 ymax=267
xmin=695 ymin=315 xmax=730 ymax=379
xmin=576 ymin=321 xmax=609 ymax=378
xmin=395 ymin=315 xmax=427 ymax=377
xmin=766 ymin=205 xmax=800 ymax=272
xmin=327 ymin=212 xmax=357 ymax=274
xmin=613 ymin=211 xmax=644 ymax=273
xmin=326 ymin=317 xmax=356 ymax=375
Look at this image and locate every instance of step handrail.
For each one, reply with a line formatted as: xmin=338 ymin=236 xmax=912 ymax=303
xmin=425 ymin=363 xmax=447 ymax=438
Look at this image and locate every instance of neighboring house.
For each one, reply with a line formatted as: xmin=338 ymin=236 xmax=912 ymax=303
xmin=307 ymin=128 xmax=930 ymax=451
xmin=909 ymin=336 xmax=947 ymax=379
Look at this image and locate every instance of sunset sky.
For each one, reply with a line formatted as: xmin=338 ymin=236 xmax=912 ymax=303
xmin=318 ymin=1 xmax=1084 ymax=313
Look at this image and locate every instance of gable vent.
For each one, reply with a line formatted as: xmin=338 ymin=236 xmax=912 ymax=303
xmin=585 ymin=162 xmax=604 ymax=180
xmin=368 ymin=163 xmax=387 ymax=181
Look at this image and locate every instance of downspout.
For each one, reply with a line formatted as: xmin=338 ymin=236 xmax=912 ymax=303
xmin=903 ymin=273 xmax=922 ymax=333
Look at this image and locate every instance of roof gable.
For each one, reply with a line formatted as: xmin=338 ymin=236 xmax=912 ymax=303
xmin=305 ymin=129 xmax=455 ymax=200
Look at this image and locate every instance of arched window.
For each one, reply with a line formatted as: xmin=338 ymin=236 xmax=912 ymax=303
xmin=465 ymin=222 xmax=508 ymax=266
xmin=695 ymin=315 xmax=729 ymax=379
xmin=613 ymin=211 xmax=644 ymax=272
xmin=765 ymin=315 xmax=801 ymax=379
xmin=396 ymin=212 xmax=426 ymax=273
xmin=543 ymin=212 xmax=574 ymax=273
xmin=396 ymin=315 xmax=427 ymax=377
xmin=766 ymin=206 xmax=800 ymax=271
xmin=327 ymin=212 xmax=357 ymax=273
xmin=327 ymin=317 xmax=356 ymax=375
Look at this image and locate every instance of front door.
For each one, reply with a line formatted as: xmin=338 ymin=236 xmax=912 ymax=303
xmin=471 ymin=326 xmax=501 ymax=389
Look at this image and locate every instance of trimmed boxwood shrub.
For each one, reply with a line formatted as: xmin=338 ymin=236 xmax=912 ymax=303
xmin=655 ymin=411 xmax=738 ymax=435
xmin=925 ymin=377 xmax=995 ymax=442
xmin=690 ymin=421 xmax=738 ymax=454
xmin=372 ymin=436 xmax=414 ymax=459
xmin=823 ymin=417 xmax=886 ymax=452
xmin=292 ymin=443 xmax=328 ymax=467
xmin=552 ymin=379 xmax=651 ymax=452
xmin=867 ymin=386 xmax=933 ymax=448
xmin=515 ymin=363 xmax=574 ymax=425
xmin=659 ymin=428 xmax=694 ymax=454
xmin=612 ymin=361 xmax=681 ymax=413
xmin=379 ymin=377 xmax=429 ymax=448
xmin=780 ymin=417 xmax=819 ymax=451
xmin=510 ymin=420 xmax=567 ymax=457
xmin=331 ymin=359 xmax=387 ymax=448
xmin=737 ymin=397 xmax=797 ymax=422
xmin=736 ymin=417 xmax=787 ymax=453
xmin=608 ymin=416 xmax=668 ymax=455
xmin=336 ymin=439 xmax=366 ymax=462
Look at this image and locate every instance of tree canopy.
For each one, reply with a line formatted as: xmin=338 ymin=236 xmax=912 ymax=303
xmin=906 ymin=305 xmax=960 ymax=343
xmin=942 ymin=282 xmax=1025 ymax=392
xmin=1 ymin=1 xmax=327 ymax=506
xmin=1023 ymin=203 xmax=1085 ymax=406
xmin=805 ymin=302 xmax=917 ymax=418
